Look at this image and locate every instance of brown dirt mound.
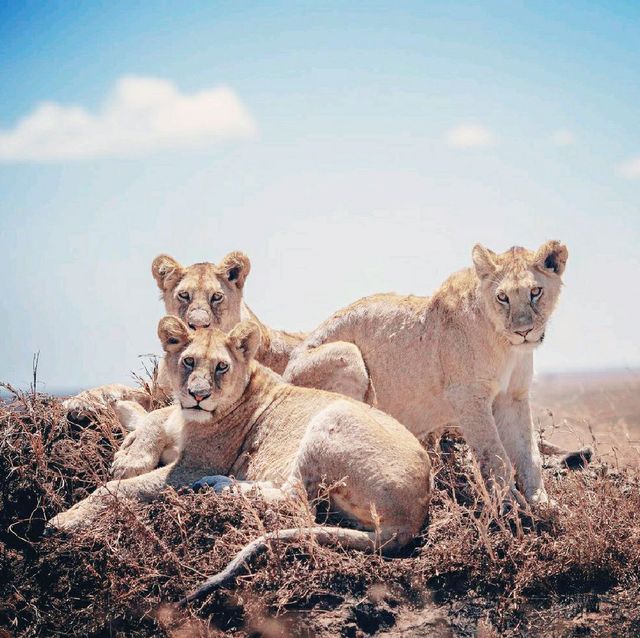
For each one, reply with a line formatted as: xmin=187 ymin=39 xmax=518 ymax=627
xmin=1 ymin=385 xmax=639 ymax=637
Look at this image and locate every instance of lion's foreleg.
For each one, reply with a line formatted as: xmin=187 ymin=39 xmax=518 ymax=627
xmin=493 ymin=394 xmax=547 ymax=504
xmin=111 ymin=405 xmax=177 ymax=478
xmin=49 ymin=465 xmax=174 ymax=532
xmin=447 ymin=387 xmax=517 ymax=500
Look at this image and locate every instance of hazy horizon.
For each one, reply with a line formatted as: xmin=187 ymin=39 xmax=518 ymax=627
xmin=1 ymin=2 xmax=639 ymax=390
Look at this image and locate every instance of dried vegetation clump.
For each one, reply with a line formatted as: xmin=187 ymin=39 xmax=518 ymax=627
xmin=1 ymin=384 xmax=639 ymax=637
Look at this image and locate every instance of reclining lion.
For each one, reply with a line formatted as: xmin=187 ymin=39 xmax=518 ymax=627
xmin=50 ymin=317 xmax=432 ymax=599
xmin=283 ymin=241 xmax=589 ymax=505
xmin=64 ymin=251 xmax=304 ymax=416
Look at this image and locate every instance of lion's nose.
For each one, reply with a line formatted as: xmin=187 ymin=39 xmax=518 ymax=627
xmin=189 ymin=389 xmax=211 ymax=402
xmin=187 ymin=309 xmax=211 ymax=330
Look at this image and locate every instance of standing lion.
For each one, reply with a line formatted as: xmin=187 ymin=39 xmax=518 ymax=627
xmin=284 ymin=241 xmax=586 ymax=505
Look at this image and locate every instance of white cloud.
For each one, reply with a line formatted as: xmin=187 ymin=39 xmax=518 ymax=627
xmin=445 ymin=124 xmax=496 ymax=148
xmin=617 ymin=156 xmax=640 ymax=180
xmin=0 ymin=76 xmax=256 ymax=162
xmin=550 ymin=129 xmax=575 ymax=146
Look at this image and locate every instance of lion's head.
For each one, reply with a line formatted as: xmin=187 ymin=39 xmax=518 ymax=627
xmin=152 ymin=252 xmax=250 ymax=332
xmin=158 ymin=316 xmax=261 ymax=419
xmin=472 ymin=240 xmax=568 ymax=349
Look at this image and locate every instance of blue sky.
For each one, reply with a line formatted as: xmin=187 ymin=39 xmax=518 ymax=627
xmin=1 ymin=1 xmax=639 ymax=391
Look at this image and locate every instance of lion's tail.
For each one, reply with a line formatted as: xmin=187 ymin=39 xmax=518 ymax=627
xmin=179 ymin=526 xmax=377 ymax=605
xmin=538 ymin=438 xmax=593 ymax=469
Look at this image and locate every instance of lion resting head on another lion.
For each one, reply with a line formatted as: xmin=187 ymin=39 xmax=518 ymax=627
xmin=152 ymin=251 xmax=250 ymax=332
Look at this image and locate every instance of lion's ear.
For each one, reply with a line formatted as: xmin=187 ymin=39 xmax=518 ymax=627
xmin=158 ymin=316 xmax=192 ymax=353
xmin=534 ymin=240 xmax=568 ymax=277
xmin=227 ymin=321 xmax=261 ymax=363
xmin=218 ymin=251 xmax=251 ymax=289
xmin=152 ymin=255 xmax=184 ymax=292
xmin=472 ymin=244 xmax=498 ymax=279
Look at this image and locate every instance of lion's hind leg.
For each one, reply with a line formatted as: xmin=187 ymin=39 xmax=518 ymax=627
xmin=284 ymin=342 xmax=373 ymax=404
xmin=288 ymin=402 xmax=430 ymax=552
xmin=63 ymin=384 xmax=154 ymax=424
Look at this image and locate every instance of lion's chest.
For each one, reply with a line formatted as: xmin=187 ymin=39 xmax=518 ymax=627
xmin=178 ymin=423 xmax=251 ymax=476
xmin=497 ymin=353 xmax=518 ymax=395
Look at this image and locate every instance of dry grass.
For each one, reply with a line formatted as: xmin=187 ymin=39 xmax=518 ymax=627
xmin=534 ymin=369 xmax=640 ymax=470
xmin=1 ymin=383 xmax=639 ymax=637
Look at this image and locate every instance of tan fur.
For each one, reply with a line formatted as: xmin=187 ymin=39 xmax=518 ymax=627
xmin=63 ymin=252 xmax=304 ymax=417
xmin=50 ymin=319 xmax=432 ymax=562
xmin=284 ymin=241 xmax=571 ymax=504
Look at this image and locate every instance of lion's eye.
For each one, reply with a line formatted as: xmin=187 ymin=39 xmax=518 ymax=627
xmin=216 ymin=361 xmax=229 ymax=374
xmin=496 ymin=292 xmax=509 ymax=304
xmin=178 ymin=291 xmax=190 ymax=302
xmin=211 ymin=292 xmax=224 ymax=304
xmin=531 ymin=287 xmax=543 ymax=300
xmin=183 ymin=357 xmax=195 ymax=369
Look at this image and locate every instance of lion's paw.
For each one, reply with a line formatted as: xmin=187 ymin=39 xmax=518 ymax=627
xmin=192 ymin=475 xmax=234 ymax=494
xmin=526 ymin=488 xmax=559 ymax=512
xmin=111 ymin=450 xmax=157 ymax=479
xmin=47 ymin=508 xmax=84 ymax=533
xmin=63 ymin=395 xmax=101 ymax=424
xmin=111 ymin=433 xmax=156 ymax=478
